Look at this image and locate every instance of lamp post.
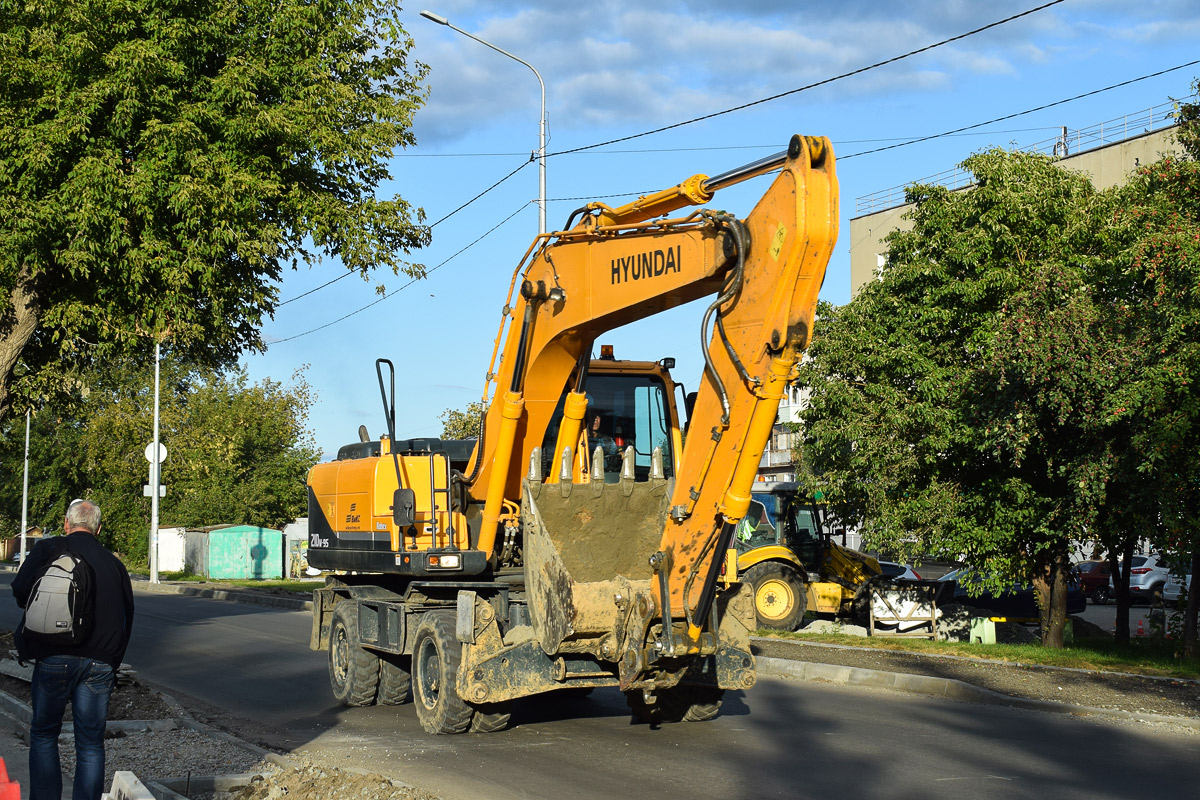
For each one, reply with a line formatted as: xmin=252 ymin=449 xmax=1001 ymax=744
xmin=150 ymin=339 xmax=162 ymax=584
xmin=420 ymin=9 xmax=547 ymax=235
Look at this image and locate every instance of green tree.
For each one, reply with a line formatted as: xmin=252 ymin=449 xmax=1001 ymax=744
xmin=798 ymin=149 xmax=1119 ymax=647
xmin=0 ymin=359 xmax=320 ymax=562
xmin=439 ymin=400 xmax=486 ymax=440
xmin=0 ymin=0 xmax=429 ymax=420
xmin=1102 ymin=87 xmax=1200 ymax=651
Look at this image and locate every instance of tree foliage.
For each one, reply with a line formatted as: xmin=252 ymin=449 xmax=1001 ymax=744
xmin=0 ymin=0 xmax=430 ymax=419
xmin=0 ymin=359 xmax=320 ymax=562
xmin=798 ymin=149 xmax=1118 ymax=646
xmin=1103 ymin=87 xmax=1200 ymax=651
xmin=798 ymin=85 xmax=1200 ymax=650
xmin=439 ymin=401 xmax=486 ymax=441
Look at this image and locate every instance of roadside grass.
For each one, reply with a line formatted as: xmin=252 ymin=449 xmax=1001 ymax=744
xmin=762 ymin=628 xmax=1200 ymax=679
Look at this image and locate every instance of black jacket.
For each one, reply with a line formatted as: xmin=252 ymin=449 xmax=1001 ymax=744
xmin=12 ymin=532 xmax=135 ymax=669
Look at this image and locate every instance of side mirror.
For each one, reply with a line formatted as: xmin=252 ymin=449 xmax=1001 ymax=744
xmin=393 ymin=488 xmax=416 ymax=527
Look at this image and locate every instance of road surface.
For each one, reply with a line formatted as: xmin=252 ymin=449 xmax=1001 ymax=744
xmin=2 ymin=574 xmax=1198 ymax=799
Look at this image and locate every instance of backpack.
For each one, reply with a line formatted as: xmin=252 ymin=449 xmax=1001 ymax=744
xmin=21 ymin=539 xmax=96 ymax=647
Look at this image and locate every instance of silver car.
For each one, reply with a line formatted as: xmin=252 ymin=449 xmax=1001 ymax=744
xmin=1110 ymin=553 xmax=1170 ymax=604
xmin=1163 ymin=571 xmax=1191 ymax=604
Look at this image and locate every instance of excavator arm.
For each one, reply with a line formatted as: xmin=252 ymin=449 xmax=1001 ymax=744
xmin=467 ymin=135 xmax=838 ymax=647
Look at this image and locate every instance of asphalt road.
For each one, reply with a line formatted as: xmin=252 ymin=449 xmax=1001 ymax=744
xmin=3 ymin=573 xmax=1200 ymax=800
xmin=1076 ymin=596 xmax=1169 ymax=632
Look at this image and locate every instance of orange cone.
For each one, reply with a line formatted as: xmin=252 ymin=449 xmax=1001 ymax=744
xmin=1136 ymin=618 xmax=1145 ymax=637
xmin=0 ymin=756 xmax=21 ymax=800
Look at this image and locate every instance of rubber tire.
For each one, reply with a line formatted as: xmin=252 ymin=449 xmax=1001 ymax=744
xmin=745 ymin=562 xmax=806 ymax=631
xmin=1150 ymin=582 xmax=1165 ymax=605
xmin=468 ymin=701 xmax=513 ymax=733
xmin=378 ymin=654 xmax=412 ymax=705
xmin=411 ymin=612 xmax=474 ymax=734
xmin=625 ymin=685 xmax=725 ymax=724
xmin=673 ymin=686 xmax=724 ymax=722
xmin=329 ymin=602 xmax=380 ymax=707
xmin=1091 ymin=586 xmax=1110 ymax=606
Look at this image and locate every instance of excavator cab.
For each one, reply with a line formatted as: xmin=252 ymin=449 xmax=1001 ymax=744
xmin=538 ymin=355 xmax=681 ymax=484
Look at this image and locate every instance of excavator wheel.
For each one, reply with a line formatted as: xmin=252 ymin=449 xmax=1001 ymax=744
xmin=745 ymin=562 xmax=806 ymax=631
xmin=377 ymin=654 xmax=412 ymax=705
xmin=411 ymin=611 xmax=475 ymax=734
xmin=328 ymin=602 xmax=380 ymax=707
xmin=468 ymin=701 xmax=513 ymax=733
xmin=625 ymin=685 xmax=725 ymax=724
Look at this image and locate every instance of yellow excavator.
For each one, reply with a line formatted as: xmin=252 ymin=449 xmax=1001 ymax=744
xmin=305 ymin=135 xmax=838 ymax=733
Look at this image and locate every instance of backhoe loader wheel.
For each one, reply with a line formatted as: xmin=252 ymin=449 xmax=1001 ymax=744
xmin=745 ymin=562 xmax=806 ymax=631
xmin=378 ymin=654 xmax=412 ymax=705
xmin=625 ymin=685 xmax=725 ymax=724
xmin=412 ymin=611 xmax=474 ymax=734
xmin=329 ymin=602 xmax=380 ymax=707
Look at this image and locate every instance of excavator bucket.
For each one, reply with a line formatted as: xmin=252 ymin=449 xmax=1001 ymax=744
xmin=521 ymin=473 xmax=670 ymax=654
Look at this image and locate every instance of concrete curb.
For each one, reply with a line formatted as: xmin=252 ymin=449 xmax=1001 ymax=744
xmin=133 ymin=580 xmax=313 ymax=611
xmin=755 ymin=655 xmax=1200 ymax=729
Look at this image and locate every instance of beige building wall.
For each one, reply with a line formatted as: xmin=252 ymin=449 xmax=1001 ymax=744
xmin=848 ymin=126 xmax=1182 ymax=299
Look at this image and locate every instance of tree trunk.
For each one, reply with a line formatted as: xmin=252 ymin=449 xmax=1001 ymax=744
xmin=0 ymin=264 xmax=43 ymax=421
xmin=1185 ymin=550 xmax=1200 ymax=659
xmin=1108 ymin=536 xmax=1136 ymax=645
xmin=1038 ymin=551 xmax=1068 ymax=648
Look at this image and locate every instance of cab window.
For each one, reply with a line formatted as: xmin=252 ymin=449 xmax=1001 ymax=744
xmin=541 ymin=372 xmax=675 ymax=481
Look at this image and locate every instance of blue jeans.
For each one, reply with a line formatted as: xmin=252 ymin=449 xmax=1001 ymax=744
xmin=29 ymin=656 xmax=115 ymax=800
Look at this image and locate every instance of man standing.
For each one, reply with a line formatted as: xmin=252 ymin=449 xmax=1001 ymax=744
xmin=12 ymin=499 xmax=135 ymax=800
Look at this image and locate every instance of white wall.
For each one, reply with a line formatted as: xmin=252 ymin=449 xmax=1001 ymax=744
xmin=157 ymin=527 xmax=187 ymax=573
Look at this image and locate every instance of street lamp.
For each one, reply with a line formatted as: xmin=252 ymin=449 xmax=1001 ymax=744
xmin=420 ymin=9 xmax=547 ymax=235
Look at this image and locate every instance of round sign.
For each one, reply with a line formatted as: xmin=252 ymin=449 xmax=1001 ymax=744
xmin=145 ymin=442 xmax=168 ymax=463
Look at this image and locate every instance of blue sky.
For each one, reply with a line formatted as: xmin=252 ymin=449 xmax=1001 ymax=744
xmin=241 ymin=0 xmax=1200 ymax=457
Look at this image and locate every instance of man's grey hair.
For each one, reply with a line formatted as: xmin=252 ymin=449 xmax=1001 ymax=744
xmin=66 ymin=499 xmax=102 ymax=533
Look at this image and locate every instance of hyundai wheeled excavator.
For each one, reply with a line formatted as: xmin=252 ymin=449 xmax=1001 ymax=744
xmin=305 ymin=135 xmax=838 ymax=734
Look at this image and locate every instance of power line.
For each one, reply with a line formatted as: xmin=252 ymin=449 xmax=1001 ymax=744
xmin=288 ymin=0 xmax=1061 ymax=307
xmin=554 ymin=63 xmax=1199 ymax=206
xmin=429 ymin=158 xmax=531 ymax=228
xmin=547 ymin=0 xmax=1068 ymax=158
xmin=403 ymin=129 xmax=1064 ymax=160
xmin=267 ymin=203 xmax=531 ymax=346
xmin=278 ymin=271 xmax=354 ymax=307
xmin=840 ymin=59 xmax=1200 ymax=161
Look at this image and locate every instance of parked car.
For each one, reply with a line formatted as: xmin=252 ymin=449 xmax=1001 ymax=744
xmin=1163 ymin=571 xmax=1191 ymax=604
xmin=1108 ymin=553 xmax=1170 ymax=605
xmin=879 ymin=561 xmax=922 ymax=581
xmin=938 ymin=568 xmax=1086 ymax=617
xmin=1072 ymin=559 xmax=1112 ymax=605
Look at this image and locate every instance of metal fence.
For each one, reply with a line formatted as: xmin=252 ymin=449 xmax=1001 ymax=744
xmin=854 ymin=97 xmax=1191 ymax=216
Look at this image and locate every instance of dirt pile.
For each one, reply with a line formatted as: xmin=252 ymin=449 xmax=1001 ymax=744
xmin=200 ymin=758 xmax=441 ymax=800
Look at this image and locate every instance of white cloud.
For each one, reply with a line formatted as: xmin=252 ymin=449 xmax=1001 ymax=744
xmin=408 ymin=1 xmax=1200 ymax=146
